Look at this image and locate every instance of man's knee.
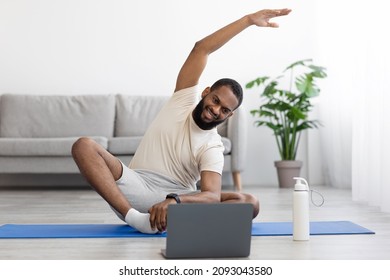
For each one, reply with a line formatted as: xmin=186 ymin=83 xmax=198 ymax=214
xmin=241 ymin=193 xmax=260 ymax=218
xmin=71 ymin=137 xmax=96 ymax=159
xmin=223 ymin=192 xmax=260 ymax=218
xmin=249 ymin=194 xmax=260 ymax=218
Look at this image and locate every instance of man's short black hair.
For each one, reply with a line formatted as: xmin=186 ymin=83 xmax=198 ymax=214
xmin=210 ymin=78 xmax=243 ymax=109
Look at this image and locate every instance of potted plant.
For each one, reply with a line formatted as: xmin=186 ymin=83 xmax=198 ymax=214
xmin=246 ymin=59 xmax=327 ymax=188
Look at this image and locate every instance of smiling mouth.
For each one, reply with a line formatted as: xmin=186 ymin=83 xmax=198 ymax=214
xmin=204 ymin=107 xmax=218 ymax=121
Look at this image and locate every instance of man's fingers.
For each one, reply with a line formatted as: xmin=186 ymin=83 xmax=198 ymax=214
xmin=148 ymin=209 xmax=157 ymax=230
xmin=251 ymin=8 xmax=291 ymax=28
xmin=157 ymin=209 xmax=167 ymax=232
xmin=267 ymin=22 xmax=279 ymax=28
xmin=265 ymin=9 xmax=291 ymax=21
xmin=265 ymin=9 xmax=291 ymax=28
xmin=148 ymin=205 xmax=168 ymax=232
xmin=273 ymin=8 xmax=292 ymax=17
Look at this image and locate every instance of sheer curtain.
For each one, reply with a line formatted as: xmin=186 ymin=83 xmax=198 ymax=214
xmin=316 ymin=1 xmax=390 ymax=212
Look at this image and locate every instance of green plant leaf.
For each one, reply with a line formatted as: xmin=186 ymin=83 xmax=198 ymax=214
xmin=259 ymin=110 xmax=276 ymax=118
xmin=246 ymin=81 xmax=256 ymax=89
xmin=250 ymin=109 xmax=260 ymax=116
xmin=284 ymin=59 xmax=312 ymax=72
xmin=247 ymin=58 xmax=327 ymax=160
xmin=296 ymin=74 xmax=311 ymax=94
xmin=296 ymin=120 xmax=321 ymax=131
xmin=266 ymin=123 xmax=282 ymax=131
xmin=254 ymin=120 xmax=267 ymax=127
xmin=290 ymin=107 xmax=306 ymax=120
xmin=309 ymin=65 xmax=327 ymax=78
xmin=262 ymin=81 xmax=278 ymax=97
xmin=245 ymin=76 xmax=269 ymax=89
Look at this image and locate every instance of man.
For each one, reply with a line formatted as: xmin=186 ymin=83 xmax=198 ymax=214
xmin=72 ymin=8 xmax=291 ymax=233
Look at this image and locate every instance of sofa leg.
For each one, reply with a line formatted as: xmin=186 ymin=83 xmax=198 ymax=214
xmin=232 ymin=171 xmax=242 ymax=192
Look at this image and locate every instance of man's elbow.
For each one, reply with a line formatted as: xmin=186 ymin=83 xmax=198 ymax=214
xmin=192 ymin=39 xmax=209 ymax=55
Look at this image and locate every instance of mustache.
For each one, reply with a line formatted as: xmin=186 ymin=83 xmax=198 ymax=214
xmin=207 ymin=107 xmax=219 ymax=120
xmin=192 ymin=99 xmax=224 ymax=130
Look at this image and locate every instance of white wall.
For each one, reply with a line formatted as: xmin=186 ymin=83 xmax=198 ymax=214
xmin=0 ymin=0 xmax=323 ymax=187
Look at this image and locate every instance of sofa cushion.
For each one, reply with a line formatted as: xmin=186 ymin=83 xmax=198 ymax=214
xmin=108 ymin=136 xmax=143 ymax=155
xmin=217 ymin=121 xmax=228 ymax=137
xmin=115 ymin=95 xmax=169 ymax=137
xmin=221 ymin=137 xmax=231 ymax=155
xmin=0 ymin=137 xmax=107 ymax=156
xmin=0 ymin=94 xmax=115 ymax=138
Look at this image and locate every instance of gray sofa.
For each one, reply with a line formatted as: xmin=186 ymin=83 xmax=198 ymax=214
xmin=0 ymin=94 xmax=247 ymax=191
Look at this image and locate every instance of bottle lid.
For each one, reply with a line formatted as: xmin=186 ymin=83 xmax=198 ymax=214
xmin=294 ymin=177 xmax=309 ymax=191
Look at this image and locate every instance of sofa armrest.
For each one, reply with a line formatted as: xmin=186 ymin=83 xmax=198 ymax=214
xmin=227 ymin=105 xmax=247 ymax=172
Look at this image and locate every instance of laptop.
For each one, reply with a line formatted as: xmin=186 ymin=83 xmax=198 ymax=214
xmin=161 ymin=203 xmax=253 ymax=259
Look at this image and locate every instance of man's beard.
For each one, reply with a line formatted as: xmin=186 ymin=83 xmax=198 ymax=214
xmin=192 ymin=98 xmax=225 ymax=130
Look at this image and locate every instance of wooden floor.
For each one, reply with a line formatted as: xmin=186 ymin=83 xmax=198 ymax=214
xmin=1 ymin=184 xmax=390 ymax=260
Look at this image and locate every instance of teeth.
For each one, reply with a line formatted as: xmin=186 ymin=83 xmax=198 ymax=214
xmin=207 ymin=108 xmax=217 ymax=119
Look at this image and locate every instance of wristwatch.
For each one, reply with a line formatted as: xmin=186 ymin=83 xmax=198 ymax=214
xmin=166 ymin=193 xmax=181 ymax=204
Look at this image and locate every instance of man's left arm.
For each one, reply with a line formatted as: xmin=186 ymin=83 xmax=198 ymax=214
xmin=148 ymin=171 xmax=221 ymax=232
xmin=174 ymin=8 xmax=291 ymax=92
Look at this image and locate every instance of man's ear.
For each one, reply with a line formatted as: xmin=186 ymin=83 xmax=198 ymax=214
xmin=201 ymin=87 xmax=211 ymax=98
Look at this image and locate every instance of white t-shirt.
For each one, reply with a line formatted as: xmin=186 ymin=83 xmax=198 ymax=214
xmin=129 ymin=86 xmax=224 ymax=191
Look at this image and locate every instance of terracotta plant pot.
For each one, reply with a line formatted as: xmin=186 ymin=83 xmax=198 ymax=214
xmin=274 ymin=160 xmax=303 ymax=188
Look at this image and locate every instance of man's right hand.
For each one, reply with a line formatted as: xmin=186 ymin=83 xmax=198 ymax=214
xmin=148 ymin=198 xmax=177 ymax=232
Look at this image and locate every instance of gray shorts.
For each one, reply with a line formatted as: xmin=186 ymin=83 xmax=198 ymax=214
xmin=111 ymin=162 xmax=196 ymax=220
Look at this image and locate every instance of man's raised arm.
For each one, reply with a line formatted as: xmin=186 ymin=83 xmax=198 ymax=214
xmin=174 ymin=8 xmax=291 ymax=92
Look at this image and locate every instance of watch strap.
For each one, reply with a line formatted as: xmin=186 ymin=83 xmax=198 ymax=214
xmin=166 ymin=193 xmax=181 ymax=204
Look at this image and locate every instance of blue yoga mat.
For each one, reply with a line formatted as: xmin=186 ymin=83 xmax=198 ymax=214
xmin=0 ymin=221 xmax=374 ymax=239
xmin=251 ymin=221 xmax=374 ymax=236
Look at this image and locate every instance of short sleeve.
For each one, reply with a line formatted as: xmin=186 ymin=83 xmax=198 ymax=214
xmin=198 ymin=145 xmax=225 ymax=175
